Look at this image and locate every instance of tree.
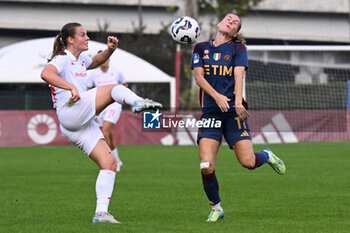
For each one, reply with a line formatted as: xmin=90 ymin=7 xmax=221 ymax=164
xmin=199 ymin=0 xmax=263 ymax=19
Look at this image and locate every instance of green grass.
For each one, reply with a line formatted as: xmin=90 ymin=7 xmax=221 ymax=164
xmin=0 ymin=142 xmax=349 ymax=233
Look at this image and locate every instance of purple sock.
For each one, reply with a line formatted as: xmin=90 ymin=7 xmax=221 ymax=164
xmin=201 ymin=171 xmax=221 ymax=205
xmin=254 ymin=151 xmax=269 ymax=168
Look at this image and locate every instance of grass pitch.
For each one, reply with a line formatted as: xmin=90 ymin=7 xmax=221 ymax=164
xmin=0 ymin=142 xmax=349 ymax=233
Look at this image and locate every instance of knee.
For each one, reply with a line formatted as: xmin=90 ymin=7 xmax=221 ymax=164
xmin=200 ymin=162 xmax=215 ymax=175
xmin=107 ymin=160 xmax=117 ymax=172
xmin=102 ymin=154 xmax=117 ymax=172
xmin=239 ymin=157 xmax=256 ymax=169
xmin=110 ymin=164 xmax=117 ymax=172
xmin=201 ymin=167 xmax=215 ymax=175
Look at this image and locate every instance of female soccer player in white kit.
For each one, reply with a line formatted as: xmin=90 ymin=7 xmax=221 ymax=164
xmin=87 ymin=52 xmax=126 ymax=172
xmin=41 ymin=22 xmax=162 ymax=223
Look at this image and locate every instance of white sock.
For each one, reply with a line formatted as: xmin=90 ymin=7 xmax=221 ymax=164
xmin=111 ymin=85 xmax=143 ymax=105
xmin=211 ymin=202 xmax=223 ymax=211
xmin=112 ymin=148 xmax=121 ymax=162
xmin=95 ymin=169 xmax=116 ymax=214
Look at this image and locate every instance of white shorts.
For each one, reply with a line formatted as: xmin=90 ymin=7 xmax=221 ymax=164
xmin=57 ymin=88 xmax=97 ymax=131
xmin=57 ymin=88 xmax=104 ymax=155
xmin=60 ymin=121 xmax=104 ymax=155
xmin=96 ymin=102 xmax=122 ymax=127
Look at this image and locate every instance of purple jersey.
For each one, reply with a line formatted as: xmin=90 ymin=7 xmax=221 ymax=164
xmin=191 ymin=40 xmax=248 ymax=113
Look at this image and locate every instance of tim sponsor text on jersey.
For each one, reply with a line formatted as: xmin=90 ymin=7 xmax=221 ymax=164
xmin=203 ymin=64 xmax=233 ymax=76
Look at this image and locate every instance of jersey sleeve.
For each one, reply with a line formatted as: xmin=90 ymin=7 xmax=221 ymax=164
xmin=191 ymin=43 xmax=204 ymax=69
xmin=234 ymin=44 xmax=248 ymax=69
xmin=48 ymin=55 xmax=67 ymax=74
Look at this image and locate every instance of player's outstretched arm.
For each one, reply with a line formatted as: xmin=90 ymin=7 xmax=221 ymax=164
xmin=88 ymin=36 xmax=119 ymax=70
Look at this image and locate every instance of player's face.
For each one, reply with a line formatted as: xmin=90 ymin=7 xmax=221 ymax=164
xmin=217 ymin=14 xmax=241 ymax=38
xmin=71 ymin=26 xmax=89 ymax=51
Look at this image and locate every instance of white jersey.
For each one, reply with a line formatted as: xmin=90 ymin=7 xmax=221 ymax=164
xmin=87 ymin=66 xmax=126 ymax=88
xmin=48 ymin=49 xmax=92 ymax=112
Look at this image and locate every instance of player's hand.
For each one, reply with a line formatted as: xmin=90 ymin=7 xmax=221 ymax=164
xmin=214 ymin=93 xmax=231 ymax=112
xmin=235 ymin=104 xmax=250 ymax=121
xmin=69 ymin=87 xmax=80 ymax=102
xmin=107 ymin=36 xmax=119 ymax=51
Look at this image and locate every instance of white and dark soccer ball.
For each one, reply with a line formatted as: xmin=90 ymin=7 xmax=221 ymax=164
xmin=170 ymin=16 xmax=200 ymax=45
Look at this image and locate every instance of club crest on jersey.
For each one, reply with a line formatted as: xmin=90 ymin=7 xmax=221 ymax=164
xmin=213 ymin=53 xmax=221 ymax=61
xmin=224 ymin=54 xmax=230 ymax=61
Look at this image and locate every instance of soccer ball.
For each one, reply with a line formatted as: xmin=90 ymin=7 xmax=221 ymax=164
xmin=170 ymin=16 xmax=200 ymax=45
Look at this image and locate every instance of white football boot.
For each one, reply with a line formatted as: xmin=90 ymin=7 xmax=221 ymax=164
xmin=92 ymin=212 xmax=120 ymax=224
xmin=132 ymin=98 xmax=162 ymax=114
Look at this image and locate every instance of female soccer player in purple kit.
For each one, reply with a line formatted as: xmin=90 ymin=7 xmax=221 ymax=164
xmin=191 ymin=13 xmax=286 ymax=222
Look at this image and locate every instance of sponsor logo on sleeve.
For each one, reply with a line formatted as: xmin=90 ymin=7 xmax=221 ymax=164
xmin=193 ymin=53 xmax=199 ymax=64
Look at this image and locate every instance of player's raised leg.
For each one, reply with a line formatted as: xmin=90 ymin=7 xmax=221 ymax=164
xmin=199 ymin=138 xmax=224 ymax=222
xmin=233 ymin=139 xmax=268 ymax=169
xmin=95 ymin=84 xmax=162 ymax=115
xmin=233 ymin=140 xmax=285 ymax=174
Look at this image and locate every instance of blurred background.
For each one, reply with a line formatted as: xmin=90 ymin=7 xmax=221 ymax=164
xmin=0 ymin=0 xmax=349 ymax=146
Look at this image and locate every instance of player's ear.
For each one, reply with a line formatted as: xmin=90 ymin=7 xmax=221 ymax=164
xmin=67 ymin=36 xmax=74 ymax=45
